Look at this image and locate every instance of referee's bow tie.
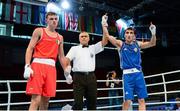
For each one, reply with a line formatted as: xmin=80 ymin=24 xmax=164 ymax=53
xmin=82 ymin=45 xmax=89 ymax=48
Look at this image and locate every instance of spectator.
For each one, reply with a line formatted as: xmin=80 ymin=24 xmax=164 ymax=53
xmin=106 ymin=71 xmax=120 ymax=110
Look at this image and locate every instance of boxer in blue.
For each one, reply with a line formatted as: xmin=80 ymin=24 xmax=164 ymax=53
xmin=102 ymin=14 xmax=157 ymax=110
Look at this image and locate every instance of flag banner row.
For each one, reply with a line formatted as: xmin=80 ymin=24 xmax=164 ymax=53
xmin=0 ymin=1 xmax=117 ymax=35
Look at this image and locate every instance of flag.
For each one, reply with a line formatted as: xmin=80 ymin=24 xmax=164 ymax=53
xmin=78 ymin=16 xmax=85 ymax=31
xmin=31 ymin=5 xmax=39 ymax=24
xmin=108 ymin=18 xmax=116 ymax=35
xmin=94 ymin=17 xmax=102 ymax=34
xmin=69 ymin=12 xmax=78 ymax=31
xmin=39 ymin=6 xmax=46 ymax=25
xmin=86 ymin=16 xmax=94 ymax=33
xmin=73 ymin=13 xmax=78 ymax=31
xmin=4 ymin=0 xmax=15 ymax=22
xmin=68 ymin=12 xmax=73 ymax=30
xmin=15 ymin=2 xmax=31 ymax=24
xmin=116 ymin=18 xmax=127 ymax=39
xmin=58 ymin=11 xmax=63 ymax=29
xmin=0 ymin=2 xmax=2 ymax=20
xmin=64 ymin=12 xmax=69 ymax=30
xmin=60 ymin=11 xmax=65 ymax=30
xmin=78 ymin=15 xmax=81 ymax=31
xmin=90 ymin=16 xmax=95 ymax=33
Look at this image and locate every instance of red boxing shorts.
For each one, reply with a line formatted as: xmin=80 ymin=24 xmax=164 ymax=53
xmin=26 ymin=60 xmax=56 ymax=97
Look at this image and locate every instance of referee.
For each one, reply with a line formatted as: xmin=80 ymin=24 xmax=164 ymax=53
xmin=65 ymin=20 xmax=108 ymax=110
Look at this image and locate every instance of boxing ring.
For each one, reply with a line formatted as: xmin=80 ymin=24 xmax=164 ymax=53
xmin=0 ymin=69 xmax=180 ymax=110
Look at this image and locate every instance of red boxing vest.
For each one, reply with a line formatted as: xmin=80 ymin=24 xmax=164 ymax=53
xmin=33 ymin=28 xmax=62 ymax=61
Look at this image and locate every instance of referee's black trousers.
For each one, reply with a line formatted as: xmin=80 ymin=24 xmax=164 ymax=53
xmin=72 ymin=72 xmax=97 ymax=110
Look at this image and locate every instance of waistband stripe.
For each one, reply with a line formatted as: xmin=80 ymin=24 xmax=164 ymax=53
xmin=33 ymin=58 xmax=55 ymax=66
xmin=123 ymin=68 xmax=140 ymax=74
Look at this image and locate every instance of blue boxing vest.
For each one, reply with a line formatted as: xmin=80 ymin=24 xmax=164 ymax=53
xmin=119 ymin=41 xmax=142 ymax=70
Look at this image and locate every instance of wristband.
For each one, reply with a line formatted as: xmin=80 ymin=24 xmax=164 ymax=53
xmin=24 ymin=64 xmax=30 ymax=68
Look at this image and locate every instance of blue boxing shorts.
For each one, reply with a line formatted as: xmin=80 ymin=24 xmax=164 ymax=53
xmin=123 ymin=72 xmax=148 ymax=100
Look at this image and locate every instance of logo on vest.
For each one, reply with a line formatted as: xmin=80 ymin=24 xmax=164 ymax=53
xmin=134 ymin=48 xmax=138 ymax=52
xmin=56 ymin=39 xmax=60 ymax=45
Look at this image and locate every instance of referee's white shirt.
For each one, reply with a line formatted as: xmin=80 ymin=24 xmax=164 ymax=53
xmin=66 ymin=41 xmax=104 ymax=72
